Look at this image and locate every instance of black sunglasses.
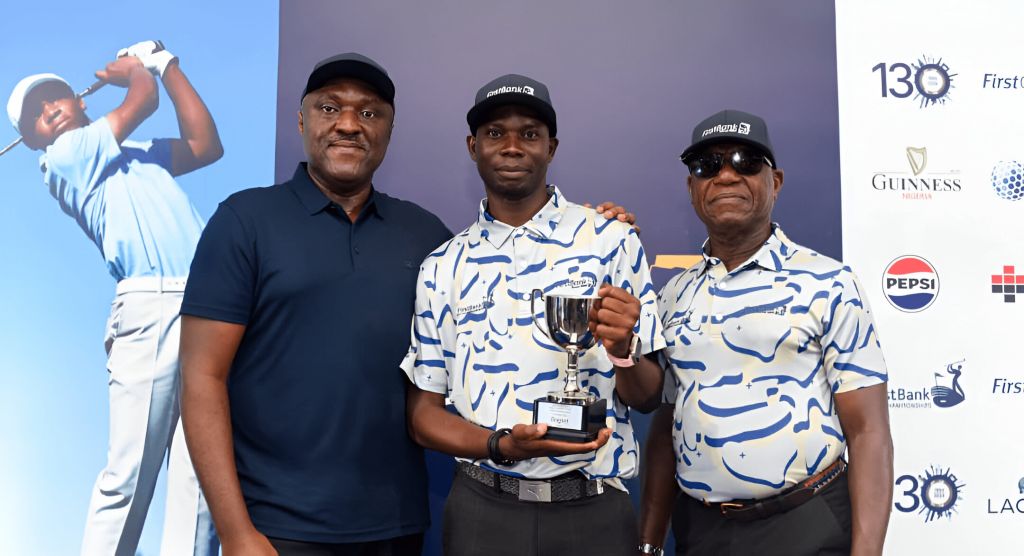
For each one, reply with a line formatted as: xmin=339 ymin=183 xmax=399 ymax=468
xmin=681 ymin=148 xmax=773 ymax=178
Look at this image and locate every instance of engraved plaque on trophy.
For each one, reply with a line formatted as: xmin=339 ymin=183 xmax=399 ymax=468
xmin=530 ymin=289 xmax=608 ymax=442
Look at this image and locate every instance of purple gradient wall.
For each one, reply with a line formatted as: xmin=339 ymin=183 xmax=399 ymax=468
xmin=276 ymin=1 xmax=841 ymax=265
xmin=275 ymin=1 xmax=840 ymax=552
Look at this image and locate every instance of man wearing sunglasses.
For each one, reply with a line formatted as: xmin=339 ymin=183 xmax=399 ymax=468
xmin=637 ymin=110 xmax=893 ymax=556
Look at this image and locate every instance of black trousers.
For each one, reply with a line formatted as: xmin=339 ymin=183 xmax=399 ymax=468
xmin=673 ymin=473 xmax=852 ymax=556
xmin=443 ymin=469 xmax=638 ymax=556
xmin=268 ymin=533 xmax=424 ymax=556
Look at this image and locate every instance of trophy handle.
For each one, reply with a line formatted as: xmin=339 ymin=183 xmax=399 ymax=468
xmin=531 ymin=288 xmax=546 ymax=338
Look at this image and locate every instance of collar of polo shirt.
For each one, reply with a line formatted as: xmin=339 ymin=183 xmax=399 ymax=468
xmin=471 ymin=185 xmax=567 ymax=249
xmin=291 ymin=162 xmax=388 ymax=220
xmin=698 ymin=223 xmax=788 ymax=275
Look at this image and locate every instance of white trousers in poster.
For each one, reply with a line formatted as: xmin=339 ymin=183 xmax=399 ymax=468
xmin=80 ymin=278 xmax=218 ymax=556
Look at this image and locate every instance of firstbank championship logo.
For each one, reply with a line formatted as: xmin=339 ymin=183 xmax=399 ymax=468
xmin=895 ymin=466 xmax=965 ymax=522
xmin=872 ymin=55 xmax=956 ymax=108
xmin=889 ymin=359 xmax=965 ymax=409
xmin=455 ymin=292 xmax=495 ymax=317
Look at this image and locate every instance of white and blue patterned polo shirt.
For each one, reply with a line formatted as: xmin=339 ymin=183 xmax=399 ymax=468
xmin=659 ymin=225 xmax=887 ymax=502
xmin=401 ymin=186 xmax=665 ymax=486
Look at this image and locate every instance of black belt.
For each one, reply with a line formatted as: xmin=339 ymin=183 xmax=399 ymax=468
xmin=456 ymin=461 xmax=606 ymax=503
xmin=709 ymin=458 xmax=847 ymax=521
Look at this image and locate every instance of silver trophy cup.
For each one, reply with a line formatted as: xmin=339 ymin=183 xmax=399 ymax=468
xmin=530 ymin=289 xmax=608 ymax=442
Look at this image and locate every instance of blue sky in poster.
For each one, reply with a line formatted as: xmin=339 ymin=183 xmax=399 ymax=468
xmin=0 ymin=1 xmax=278 ymax=553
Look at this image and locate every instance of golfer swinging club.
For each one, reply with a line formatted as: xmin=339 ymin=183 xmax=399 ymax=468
xmin=5 ymin=41 xmax=222 ymax=556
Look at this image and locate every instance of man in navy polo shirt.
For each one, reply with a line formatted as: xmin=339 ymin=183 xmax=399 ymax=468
xmin=179 ymin=54 xmax=452 ymax=555
xmin=180 ymin=53 xmax=636 ymax=556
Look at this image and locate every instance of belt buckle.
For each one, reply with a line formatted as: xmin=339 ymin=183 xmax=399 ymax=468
xmin=719 ymin=501 xmax=744 ymax=516
xmin=518 ymin=479 xmax=552 ymax=502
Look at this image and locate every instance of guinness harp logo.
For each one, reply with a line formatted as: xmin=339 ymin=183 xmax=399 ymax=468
xmin=906 ymin=146 xmax=928 ymax=176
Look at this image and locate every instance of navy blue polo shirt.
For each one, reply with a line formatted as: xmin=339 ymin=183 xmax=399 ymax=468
xmin=181 ymin=163 xmax=452 ymax=543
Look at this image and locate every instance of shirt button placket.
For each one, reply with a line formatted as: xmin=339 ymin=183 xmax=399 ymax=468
xmin=514 ymin=229 xmax=533 ymax=313
xmin=708 ymin=265 xmax=725 ymax=333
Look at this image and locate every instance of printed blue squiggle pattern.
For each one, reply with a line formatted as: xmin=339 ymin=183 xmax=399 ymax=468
xmin=659 ymin=226 xmax=887 ymax=502
xmin=401 ymin=187 xmax=665 ymax=484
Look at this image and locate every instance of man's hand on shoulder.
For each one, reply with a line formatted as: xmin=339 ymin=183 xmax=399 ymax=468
xmin=585 ymin=201 xmax=640 ymax=235
xmin=499 ymin=423 xmax=612 ymax=461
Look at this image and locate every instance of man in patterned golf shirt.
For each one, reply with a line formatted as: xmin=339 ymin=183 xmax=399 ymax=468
xmin=401 ymin=74 xmax=667 ymax=556
xmin=637 ymin=109 xmax=893 ymax=556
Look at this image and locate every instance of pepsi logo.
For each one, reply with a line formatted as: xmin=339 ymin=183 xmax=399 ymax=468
xmin=883 ymin=255 xmax=939 ymax=312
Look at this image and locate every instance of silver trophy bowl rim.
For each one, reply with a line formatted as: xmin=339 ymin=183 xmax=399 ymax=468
xmin=544 ymin=294 xmax=600 ymax=300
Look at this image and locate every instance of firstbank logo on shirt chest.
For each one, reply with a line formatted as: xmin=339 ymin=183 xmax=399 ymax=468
xmin=548 ymin=274 xmax=598 ymax=293
xmin=456 ymin=292 xmax=495 ymax=317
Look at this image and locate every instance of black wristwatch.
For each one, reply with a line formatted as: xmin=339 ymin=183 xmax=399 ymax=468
xmin=487 ymin=428 xmax=515 ymax=466
xmin=638 ymin=542 xmax=664 ymax=556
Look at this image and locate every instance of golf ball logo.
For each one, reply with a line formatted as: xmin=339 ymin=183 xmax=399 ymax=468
xmin=990 ymin=160 xmax=1024 ymax=201
xmin=883 ymin=256 xmax=939 ymax=312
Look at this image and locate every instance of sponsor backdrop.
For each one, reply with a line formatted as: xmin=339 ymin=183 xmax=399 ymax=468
xmin=837 ymin=0 xmax=1024 ymax=553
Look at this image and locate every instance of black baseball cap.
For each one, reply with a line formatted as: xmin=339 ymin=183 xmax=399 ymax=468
xmin=467 ymin=74 xmax=557 ymax=137
xmin=680 ymin=109 xmax=776 ymax=167
xmin=301 ymin=52 xmax=395 ymax=106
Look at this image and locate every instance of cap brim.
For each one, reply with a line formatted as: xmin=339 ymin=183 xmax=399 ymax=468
xmin=8 ymin=74 xmax=72 ymax=130
xmin=303 ymin=60 xmax=395 ymax=105
xmin=467 ymin=93 xmax=557 ymax=137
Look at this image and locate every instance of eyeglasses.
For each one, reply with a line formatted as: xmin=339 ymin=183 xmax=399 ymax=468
xmin=681 ymin=147 xmax=773 ymax=179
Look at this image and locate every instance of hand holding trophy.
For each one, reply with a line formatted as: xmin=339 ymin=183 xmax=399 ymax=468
xmin=530 ymin=289 xmax=608 ymax=442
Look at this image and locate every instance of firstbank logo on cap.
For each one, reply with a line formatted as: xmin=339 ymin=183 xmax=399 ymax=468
xmin=700 ymin=122 xmax=751 ymax=137
xmin=486 ymin=85 xmax=535 ymax=98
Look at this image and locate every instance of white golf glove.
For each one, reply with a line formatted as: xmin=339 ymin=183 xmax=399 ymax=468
xmin=116 ymin=40 xmax=178 ymax=78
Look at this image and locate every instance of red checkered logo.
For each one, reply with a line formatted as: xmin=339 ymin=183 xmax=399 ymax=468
xmin=991 ymin=265 xmax=1023 ymax=303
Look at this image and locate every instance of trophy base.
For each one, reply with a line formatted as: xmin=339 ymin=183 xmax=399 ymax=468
xmin=532 ymin=393 xmax=608 ymax=443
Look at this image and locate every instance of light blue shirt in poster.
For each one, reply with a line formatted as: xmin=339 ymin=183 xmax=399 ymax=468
xmin=40 ymin=117 xmax=204 ymax=281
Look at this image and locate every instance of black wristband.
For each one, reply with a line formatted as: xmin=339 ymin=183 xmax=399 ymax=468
xmin=487 ymin=428 xmax=515 ymax=466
